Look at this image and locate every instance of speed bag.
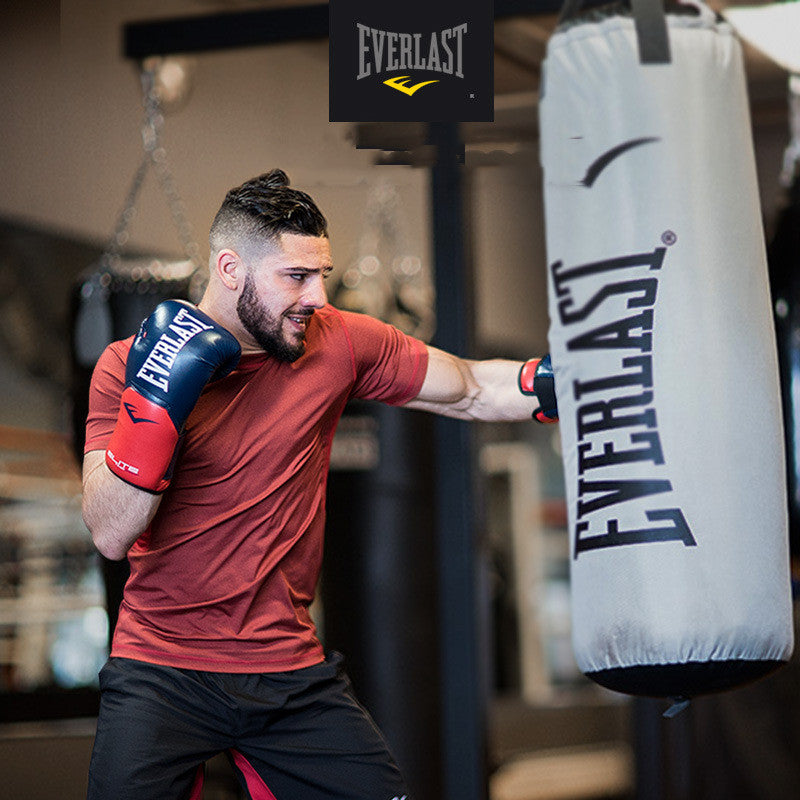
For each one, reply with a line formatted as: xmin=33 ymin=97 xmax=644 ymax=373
xmin=539 ymin=1 xmax=795 ymax=699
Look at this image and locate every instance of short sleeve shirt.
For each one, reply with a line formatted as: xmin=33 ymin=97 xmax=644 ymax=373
xmin=85 ymin=305 xmax=429 ymax=672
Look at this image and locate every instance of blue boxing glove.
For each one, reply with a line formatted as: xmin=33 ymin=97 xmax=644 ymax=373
xmin=519 ymin=354 xmax=558 ymax=424
xmin=105 ymin=300 xmax=241 ymax=492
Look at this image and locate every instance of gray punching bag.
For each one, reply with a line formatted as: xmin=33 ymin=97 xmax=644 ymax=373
xmin=539 ymin=0 xmax=794 ymax=700
xmin=323 ymin=401 xmax=442 ymax=800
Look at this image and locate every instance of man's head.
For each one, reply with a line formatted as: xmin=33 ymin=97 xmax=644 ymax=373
xmin=202 ymin=170 xmax=332 ymax=361
xmin=208 ymin=169 xmax=328 ymax=258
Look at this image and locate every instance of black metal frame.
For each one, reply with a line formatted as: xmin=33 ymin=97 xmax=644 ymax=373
xmin=428 ymin=123 xmax=485 ymax=800
xmin=123 ymin=1 xmax=570 ymax=59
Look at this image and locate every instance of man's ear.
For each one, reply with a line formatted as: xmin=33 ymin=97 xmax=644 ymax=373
xmin=215 ymin=249 xmax=243 ymax=291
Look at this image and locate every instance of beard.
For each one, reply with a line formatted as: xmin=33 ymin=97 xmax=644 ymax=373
xmin=236 ymin=271 xmax=308 ymax=363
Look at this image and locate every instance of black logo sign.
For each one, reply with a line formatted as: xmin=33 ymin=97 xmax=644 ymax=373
xmin=329 ymin=0 xmax=493 ymax=122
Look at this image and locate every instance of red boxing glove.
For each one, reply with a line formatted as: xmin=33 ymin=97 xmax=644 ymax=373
xmin=105 ymin=300 xmax=241 ymax=492
xmin=519 ymin=354 xmax=558 ymax=424
xmin=105 ymin=391 xmax=181 ymax=492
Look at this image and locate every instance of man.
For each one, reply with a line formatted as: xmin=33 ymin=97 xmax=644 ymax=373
xmin=82 ymin=169 xmax=556 ymax=800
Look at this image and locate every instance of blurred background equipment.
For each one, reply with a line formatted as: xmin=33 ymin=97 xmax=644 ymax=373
xmin=766 ymin=75 xmax=800 ymax=556
xmin=0 ymin=427 xmax=101 ymax=693
xmin=328 ymin=180 xmax=435 ymax=340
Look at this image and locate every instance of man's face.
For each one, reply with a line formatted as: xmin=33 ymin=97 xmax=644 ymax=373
xmin=236 ymin=233 xmax=332 ymax=361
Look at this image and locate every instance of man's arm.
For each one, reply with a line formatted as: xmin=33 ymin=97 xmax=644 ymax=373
xmin=82 ymin=450 xmax=162 ymax=560
xmin=82 ymin=300 xmax=241 ymax=561
xmin=403 ymin=346 xmax=551 ymax=422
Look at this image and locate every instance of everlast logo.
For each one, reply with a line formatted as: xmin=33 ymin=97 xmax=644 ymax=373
xmin=136 ymin=308 xmax=214 ymax=393
xmin=356 ymin=23 xmax=468 ymax=84
xmin=328 ymin=0 xmax=493 ymax=123
xmin=551 ymin=238 xmax=697 ymax=559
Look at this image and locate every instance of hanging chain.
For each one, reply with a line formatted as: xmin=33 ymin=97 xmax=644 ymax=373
xmin=101 ymin=66 xmax=202 ymax=272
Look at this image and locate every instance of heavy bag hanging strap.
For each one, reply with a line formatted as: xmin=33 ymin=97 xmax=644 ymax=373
xmin=631 ymin=0 xmax=671 ymax=63
xmin=557 ymin=0 xmax=671 ymax=64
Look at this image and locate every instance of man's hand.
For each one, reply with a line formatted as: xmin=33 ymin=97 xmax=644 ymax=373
xmin=105 ymin=300 xmax=241 ymax=492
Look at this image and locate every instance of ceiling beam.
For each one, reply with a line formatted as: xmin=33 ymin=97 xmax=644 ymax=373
xmin=124 ymin=4 xmax=329 ymax=59
xmin=123 ymin=0 xmax=569 ymax=59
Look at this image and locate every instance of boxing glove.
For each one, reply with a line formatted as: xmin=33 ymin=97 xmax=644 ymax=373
xmin=105 ymin=300 xmax=241 ymax=492
xmin=519 ymin=354 xmax=558 ymax=423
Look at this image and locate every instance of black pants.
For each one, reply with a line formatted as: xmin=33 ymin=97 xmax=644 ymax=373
xmin=87 ymin=653 xmax=409 ymax=800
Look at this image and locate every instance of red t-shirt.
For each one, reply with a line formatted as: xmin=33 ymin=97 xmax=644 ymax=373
xmin=85 ymin=305 xmax=429 ymax=672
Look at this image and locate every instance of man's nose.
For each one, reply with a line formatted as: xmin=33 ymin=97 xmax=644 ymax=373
xmin=301 ymin=274 xmax=327 ymax=309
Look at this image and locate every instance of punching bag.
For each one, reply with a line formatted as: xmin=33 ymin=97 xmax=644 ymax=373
xmin=539 ymin=0 xmax=794 ymax=699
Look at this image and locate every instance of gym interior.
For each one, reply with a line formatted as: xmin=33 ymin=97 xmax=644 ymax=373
xmin=1 ymin=1 xmax=798 ymax=799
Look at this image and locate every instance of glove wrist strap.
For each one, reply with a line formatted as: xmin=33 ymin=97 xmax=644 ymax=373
xmin=105 ymin=388 xmax=179 ymax=493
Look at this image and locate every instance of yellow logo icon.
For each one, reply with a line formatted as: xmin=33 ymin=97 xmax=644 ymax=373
xmin=382 ymin=75 xmax=439 ymax=96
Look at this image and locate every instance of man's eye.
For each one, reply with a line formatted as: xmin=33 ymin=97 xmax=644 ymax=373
xmin=289 ymin=273 xmax=306 ymax=282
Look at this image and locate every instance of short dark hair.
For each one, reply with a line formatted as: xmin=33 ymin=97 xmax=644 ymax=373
xmin=209 ymin=169 xmax=328 ymax=258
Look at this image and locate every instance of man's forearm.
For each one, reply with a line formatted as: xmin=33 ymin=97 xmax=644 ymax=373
xmin=404 ymin=349 xmax=545 ymax=422
xmin=82 ymin=450 xmax=162 ymax=560
xmin=461 ymin=358 xmax=544 ymax=421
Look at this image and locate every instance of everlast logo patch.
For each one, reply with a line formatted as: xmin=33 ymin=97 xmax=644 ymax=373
xmin=551 ymin=237 xmax=697 ymax=559
xmin=329 ymin=0 xmax=493 ymax=123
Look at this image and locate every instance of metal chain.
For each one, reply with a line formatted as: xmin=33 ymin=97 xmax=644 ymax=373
xmin=101 ymin=66 xmax=201 ymax=272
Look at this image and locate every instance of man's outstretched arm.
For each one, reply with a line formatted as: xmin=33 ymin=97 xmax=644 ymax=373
xmin=403 ymin=346 xmax=557 ymax=423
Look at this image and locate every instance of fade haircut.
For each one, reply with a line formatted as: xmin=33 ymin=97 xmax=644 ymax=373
xmin=208 ymin=169 xmax=328 ymax=262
